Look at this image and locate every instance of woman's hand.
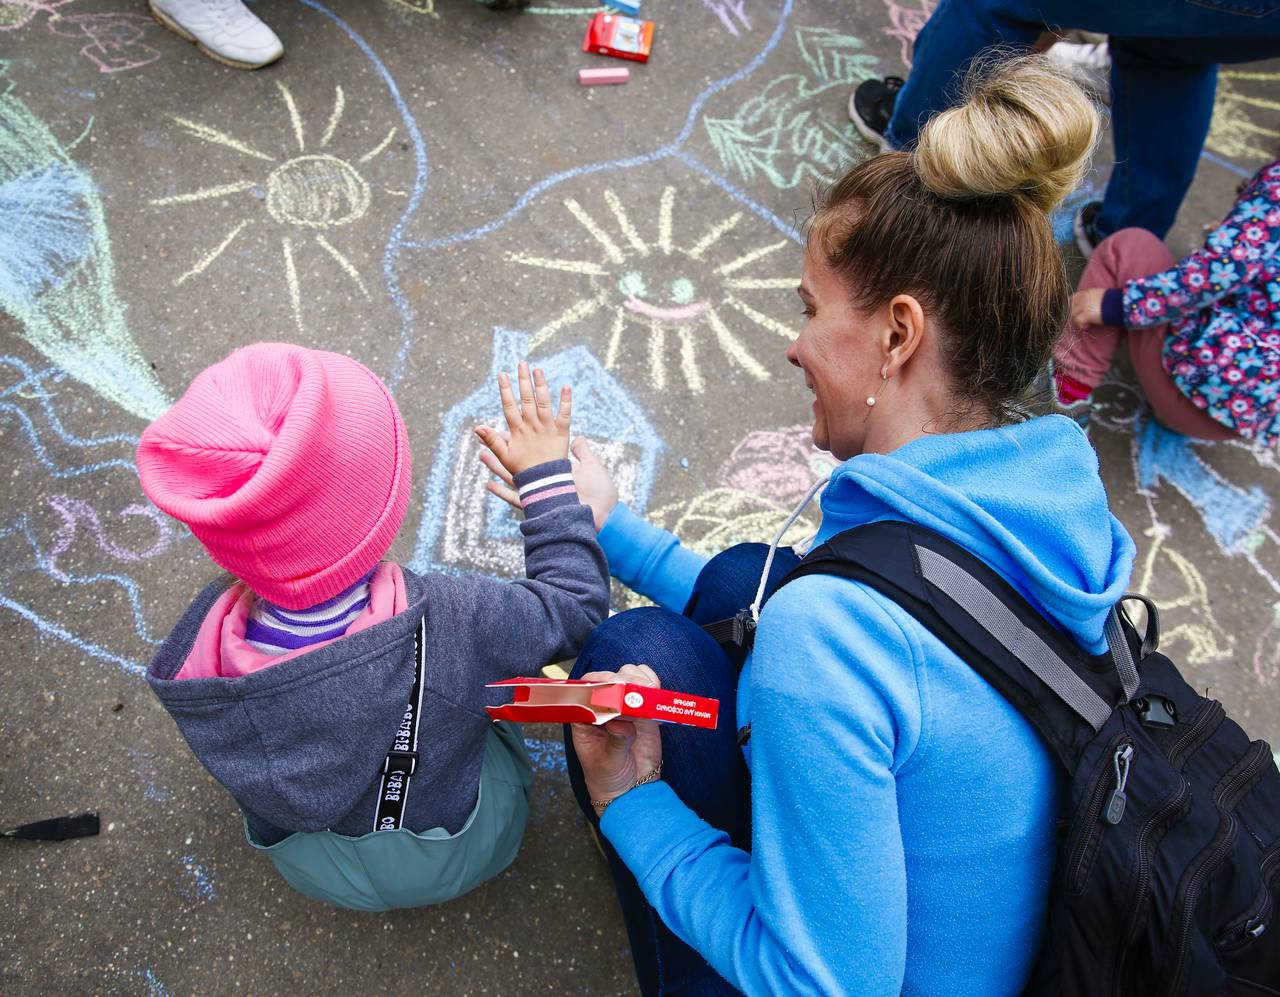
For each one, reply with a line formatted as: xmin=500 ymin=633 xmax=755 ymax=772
xmin=1069 ymin=288 xmax=1106 ymax=329
xmin=480 ymin=433 xmax=619 ymax=531
xmin=474 ymin=361 xmax=572 ymax=476
xmin=571 ymin=664 xmax=664 ymax=809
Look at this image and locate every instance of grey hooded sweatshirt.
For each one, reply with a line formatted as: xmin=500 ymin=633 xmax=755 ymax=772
xmin=147 ymin=464 xmax=608 ymax=844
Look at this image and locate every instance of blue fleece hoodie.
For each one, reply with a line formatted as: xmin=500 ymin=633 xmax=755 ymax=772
xmin=595 ymin=415 xmax=1135 ymax=996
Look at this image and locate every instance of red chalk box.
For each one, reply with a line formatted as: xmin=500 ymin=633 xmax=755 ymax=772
xmin=581 ymin=12 xmax=654 ymax=64
xmin=486 ymin=677 xmax=719 ymax=730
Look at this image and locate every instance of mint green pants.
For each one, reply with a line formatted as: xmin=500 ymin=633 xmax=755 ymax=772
xmin=245 ymin=722 xmax=533 ymax=911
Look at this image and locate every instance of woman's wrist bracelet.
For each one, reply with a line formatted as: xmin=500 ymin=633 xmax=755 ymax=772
xmin=590 ymin=763 xmax=662 ymax=819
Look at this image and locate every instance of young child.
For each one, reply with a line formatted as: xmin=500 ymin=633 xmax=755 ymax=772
xmin=139 ymin=344 xmax=608 ymax=911
xmin=1053 ymin=159 xmax=1280 ymax=442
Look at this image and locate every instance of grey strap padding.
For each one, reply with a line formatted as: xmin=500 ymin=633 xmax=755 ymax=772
xmin=915 ymin=546 xmax=1113 ymax=732
xmin=1105 ymin=608 xmax=1140 ymax=704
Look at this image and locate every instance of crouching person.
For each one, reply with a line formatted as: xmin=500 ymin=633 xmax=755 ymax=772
xmin=139 ymin=346 xmax=607 ymax=911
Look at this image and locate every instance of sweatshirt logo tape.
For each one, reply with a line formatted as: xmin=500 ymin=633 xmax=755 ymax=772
xmin=374 ymin=619 xmax=426 ymax=832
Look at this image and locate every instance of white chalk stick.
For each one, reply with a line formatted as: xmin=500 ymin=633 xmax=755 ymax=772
xmin=578 ymin=67 xmax=630 ymax=86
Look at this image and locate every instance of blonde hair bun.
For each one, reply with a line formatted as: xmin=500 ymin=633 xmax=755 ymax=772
xmin=914 ymin=54 xmax=1100 ymax=213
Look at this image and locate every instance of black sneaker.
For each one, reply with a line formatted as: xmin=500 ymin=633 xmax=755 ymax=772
xmin=1074 ymin=200 xmax=1104 ymax=258
xmin=848 ymin=77 xmax=903 ymax=151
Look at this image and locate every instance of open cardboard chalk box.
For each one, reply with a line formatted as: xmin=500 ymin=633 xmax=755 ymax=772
xmin=487 ymin=677 xmax=719 ymax=730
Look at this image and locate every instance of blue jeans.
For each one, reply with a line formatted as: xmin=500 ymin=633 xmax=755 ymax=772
xmin=563 ymin=544 xmax=800 ymax=996
xmin=885 ymin=0 xmax=1280 ymax=239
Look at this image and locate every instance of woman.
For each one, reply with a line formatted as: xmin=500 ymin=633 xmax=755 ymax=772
xmin=483 ymin=58 xmax=1135 ymax=995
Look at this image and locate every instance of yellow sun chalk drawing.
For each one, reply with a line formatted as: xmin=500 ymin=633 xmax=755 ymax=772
xmin=687 ymin=212 xmax=741 ymax=261
xmin=171 ymin=117 xmax=274 ymax=162
xmin=359 ymin=127 xmax=398 ymax=163
xmin=152 ymin=85 xmax=392 ymax=329
xmin=320 ymin=86 xmax=345 ymax=148
xmin=565 ymin=197 xmax=626 ymax=264
xmin=175 ymin=220 xmax=250 ymax=286
xmin=510 ymin=186 xmax=795 ymax=393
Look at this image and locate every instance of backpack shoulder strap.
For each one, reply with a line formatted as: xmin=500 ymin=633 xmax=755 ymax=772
xmin=777 ymin=520 xmax=1126 ymax=769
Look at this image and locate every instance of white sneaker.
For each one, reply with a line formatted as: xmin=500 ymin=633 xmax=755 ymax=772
xmin=150 ymin=0 xmax=283 ymax=70
xmin=1046 ymin=40 xmax=1110 ymax=102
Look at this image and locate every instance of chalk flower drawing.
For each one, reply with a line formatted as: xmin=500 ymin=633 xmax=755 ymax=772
xmin=0 ymin=62 xmax=169 ymax=419
xmin=411 ymin=328 xmax=663 ymax=577
xmin=704 ymin=27 xmax=880 ymax=191
xmin=510 ymin=185 xmax=796 ymax=394
xmin=1208 ymin=72 xmax=1280 ymax=165
xmin=150 ymin=83 xmax=399 ymax=330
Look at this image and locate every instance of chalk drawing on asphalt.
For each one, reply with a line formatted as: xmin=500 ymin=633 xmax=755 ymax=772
xmin=151 ymin=83 xmax=396 ymax=331
xmin=704 ymin=27 xmax=880 ymax=190
xmin=1133 ymin=516 xmax=1234 ymax=667
xmin=0 ymin=2 xmax=161 ymax=73
xmin=702 ymin=0 xmax=750 ymax=36
xmin=0 ymin=62 xmax=169 ymax=420
xmin=1208 ymin=72 xmax=1280 ymax=166
xmin=511 ymin=185 xmax=796 ymax=393
xmin=881 ymin=0 xmax=933 ymax=70
xmin=411 ymin=327 xmax=663 ymax=576
xmin=48 ymin=11 xmax=163 ymax=72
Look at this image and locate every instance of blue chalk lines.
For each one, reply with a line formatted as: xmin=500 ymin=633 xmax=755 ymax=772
xmin=398 ymin=0 xmax=802 ymax=337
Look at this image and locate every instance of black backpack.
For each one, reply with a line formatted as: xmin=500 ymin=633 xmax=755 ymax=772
xmin=776 ymin=520 xmax=1280 ymax=996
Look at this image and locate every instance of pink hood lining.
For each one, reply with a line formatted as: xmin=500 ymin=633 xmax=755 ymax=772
xmin=175 ymin=563 xmax=407 ymax=680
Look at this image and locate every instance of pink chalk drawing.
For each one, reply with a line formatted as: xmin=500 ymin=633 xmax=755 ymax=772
xmin=883 ymin=0 xmax=934 ymax=69
xmin=702 ymin=0 xmax=750 ymax=37
xmin=48 ymin=12 xmax=163 ymax=73
xmin=45 ymin=495 xmax=176 ymax=581
xmin=0 ymin=0 xmax=160 ymax=72
xmin=717 ymin=424 xmax=836 ymax=506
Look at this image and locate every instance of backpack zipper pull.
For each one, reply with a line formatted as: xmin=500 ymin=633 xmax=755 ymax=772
xmin=1103 ymin=743 xmax=1134 ymax=825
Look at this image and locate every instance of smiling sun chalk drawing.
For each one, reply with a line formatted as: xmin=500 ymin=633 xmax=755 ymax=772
xmin=509 ymin=185 xmax=797 ymax=394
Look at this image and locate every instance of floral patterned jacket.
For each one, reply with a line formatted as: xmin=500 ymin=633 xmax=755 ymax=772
xmin=1122 ymin=160 xmax=1280 ymax=443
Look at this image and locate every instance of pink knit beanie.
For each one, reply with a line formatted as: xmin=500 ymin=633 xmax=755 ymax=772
xmin=137 ymin=343 xmax=412 ymax=610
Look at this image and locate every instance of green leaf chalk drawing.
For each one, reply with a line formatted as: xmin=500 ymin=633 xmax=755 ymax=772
xmin=0 ymin=63 xmax=169 ymax=420
xmin=703 ymin=28 xmax=880 ymax=190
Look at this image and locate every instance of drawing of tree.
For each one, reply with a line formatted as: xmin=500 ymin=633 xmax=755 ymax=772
xmin=703 ymin=27 xmax=881 ymax=190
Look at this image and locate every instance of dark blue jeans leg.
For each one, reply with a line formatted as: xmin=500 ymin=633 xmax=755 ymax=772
xmin=563 ymin=544 xmax=799 ymax=996
xmin=1100 ymin=35 xmax=1280 ymax=239
xmin=884 ymin=0 xmax=1280 ymax=152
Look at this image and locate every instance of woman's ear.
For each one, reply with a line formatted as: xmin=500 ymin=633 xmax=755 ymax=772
xmin=881 ymin=294 xmax=927 ymax=376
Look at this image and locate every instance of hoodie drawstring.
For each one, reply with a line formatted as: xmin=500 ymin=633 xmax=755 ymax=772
xmin=750 ymin=472 xmax=831 ymax=624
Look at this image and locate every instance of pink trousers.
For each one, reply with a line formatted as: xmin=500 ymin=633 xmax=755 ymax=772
xmin=1053 ymin=228 xmax=1235 ymax=441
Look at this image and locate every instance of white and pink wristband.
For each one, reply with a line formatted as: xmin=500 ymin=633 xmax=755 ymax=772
xmin=513 ymin=459 xmax=580 ymax=514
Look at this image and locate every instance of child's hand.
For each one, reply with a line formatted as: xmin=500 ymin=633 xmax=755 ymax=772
xmin=479 ymin=436 xmax=619 ymax=531
xmin=1070 ymin=288 xmax=1106 ymax=328
xmin=475 ymin=361 xmax=571 ymax=476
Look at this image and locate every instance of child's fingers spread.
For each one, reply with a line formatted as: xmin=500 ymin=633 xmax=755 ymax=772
xmin=571 ymin=436 xmax=596 ymax=463
xmin=556 ymin=386 xmax=573 ymax=430
xmin=477 ymin=447 xmax=515 ymax=486
xmin=497 ymin=372 xmax=521 ymax=430
xmin=474 ymin=426 xmax=510 ymax=464
xmin=517 ymin=361 xmax=537 ymax=423
xmin=533 ymin=368 xmax=554 ymax=422
xmin=485 ymin=479 xmax=522 ymax=509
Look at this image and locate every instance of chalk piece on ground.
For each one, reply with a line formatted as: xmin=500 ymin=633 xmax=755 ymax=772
xmin=578 ymin=67 xmax=630 ymax=86
xmin=604 ymin=0 xmax=641 ymax=14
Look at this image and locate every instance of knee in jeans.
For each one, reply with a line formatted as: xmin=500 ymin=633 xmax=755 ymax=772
xmin=571 ymin=606 xmax=722 ymax=686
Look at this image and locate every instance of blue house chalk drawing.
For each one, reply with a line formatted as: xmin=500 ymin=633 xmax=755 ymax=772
xmin=411 ymin=327 xmax=663 ymax=576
